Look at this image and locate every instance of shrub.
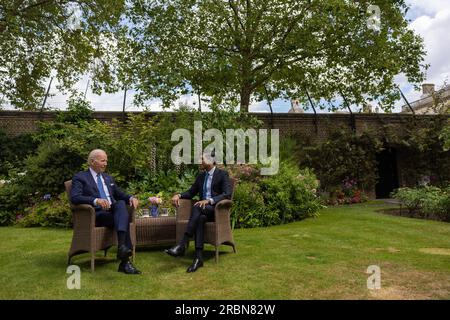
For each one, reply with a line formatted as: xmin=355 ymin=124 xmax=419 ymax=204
xmin=21 ymin=139 xmax=86 ymax=196
xmin=231 ymin=182 xmax=279 ymax=229
xmin=225 ymin=164 xmax=260 ymax=184
xmin=389 ymin=116 xmax=450 ymax=186
xmin=325 ymin=178 xmax=368 ymax=206
xmin=0 ymin=176 xmax=31 ymax=225
xmin=18 ymin=193 xmax=72 ymax=228
xmin=297 ymin=127 xmax=384 ymax=194
xmin=440 ymin=120 xmax=450 ymax=152
xmin=0 ymin=210 xmax=15 ymax=226
xmin=0 ymin=130 xmax=38 ymax=176
xmin=420 ymin=186 xmax=450 ymax=220
xmin=392 ymin=186 xmax=450 ymax=220
xmin=391 ymin=187 xmax=426 ymax=215
xmin=260 ymin=162 xmax=324 ymax=224
xmin=54 ymin=93 xmax=93 ymax=125
xmin=127 ymin=168 xmax=197 ymax=196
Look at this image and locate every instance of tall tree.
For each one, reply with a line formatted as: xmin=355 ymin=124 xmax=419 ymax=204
xmin=0 ymin=0 xmax=125 ymax=110
xmin=126 ymin=0 xmax=427 ymax=112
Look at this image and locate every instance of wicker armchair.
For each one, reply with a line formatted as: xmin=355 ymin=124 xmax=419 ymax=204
xmin=175 ymin=179 xmax=237 ymax=263
xmin=65 ymin=180 xmax=136 ymax=272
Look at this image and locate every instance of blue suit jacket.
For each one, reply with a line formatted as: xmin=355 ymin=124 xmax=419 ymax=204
xmin=70 ymin=170 xmax=132 ymax=208
xmin=180 ymin=168 xmax=232 ymax=204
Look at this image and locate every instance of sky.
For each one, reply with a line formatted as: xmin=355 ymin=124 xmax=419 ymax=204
xmin=37 ymin=0 xmax=450 ymax=113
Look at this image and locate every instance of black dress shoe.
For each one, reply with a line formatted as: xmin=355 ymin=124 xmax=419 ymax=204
xmin=187 ymin=258 xmax=203 ymax=273
xmin=164 ymin=244 xmax=185 ymax=257
xmin=118 ymin=261 xmax=141 ymax=274
xmin=117 ymin=245 xmax=132 ymax=261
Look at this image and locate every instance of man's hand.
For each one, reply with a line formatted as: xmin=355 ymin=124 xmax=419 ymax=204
xmin=96 ymin=199 xmax=110 ymax=210
xmin=194 ymin=200 xmax=209 ymax=209
xmin=130 ymin=197 xmax=139 ymax=210
xmin=172 ymin=194 xmax=181 ymax=207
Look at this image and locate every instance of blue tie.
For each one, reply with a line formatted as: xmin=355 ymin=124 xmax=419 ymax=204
xmin=96 ymin=174 xmax=108 ymax=201
xmin=202 ymin=173 xmax=209 ymax=200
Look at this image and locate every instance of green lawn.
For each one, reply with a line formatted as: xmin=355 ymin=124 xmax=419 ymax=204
xmin=1 ymin=201 xmax=450 ymax=300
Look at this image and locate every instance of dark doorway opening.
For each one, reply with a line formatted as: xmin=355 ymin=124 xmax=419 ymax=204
xmin=376 ymin=147 xmax=399 ymax=199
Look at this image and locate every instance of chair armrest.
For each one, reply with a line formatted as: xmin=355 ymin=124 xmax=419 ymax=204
xmin=70 ymin=204 xmax=95 ymax=229
xmin=215 ymin=199 xmax=233 ymax=210
xmin=177 ymin=199 xmax=193 ymax=221
xmin=71 ymin=204 xmax=95 ymax=211
xmin=127 ymin=206 xmax=136 ymax=224
xmin=214 ymin=199 xmax=233 ymax=225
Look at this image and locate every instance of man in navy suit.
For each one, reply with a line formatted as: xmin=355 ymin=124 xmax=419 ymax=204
xmin=165 ymin=152 xmax=232 ymax=273
xmin=70 ymin=149 xmax=141 ymax=274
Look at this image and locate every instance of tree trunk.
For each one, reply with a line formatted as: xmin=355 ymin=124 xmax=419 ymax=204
xmin=240 ymin=86 xmax=252 ymax=113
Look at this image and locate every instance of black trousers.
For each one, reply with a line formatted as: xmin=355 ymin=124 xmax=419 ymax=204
xmin=185 ymin=204 xmax=215 ymax=250
xmin=95 ymin=200 xmax=132 ymax=249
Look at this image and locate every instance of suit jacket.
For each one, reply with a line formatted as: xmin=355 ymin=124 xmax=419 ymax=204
xmin=181 ymin=167 xmax=232 ymax=204
xmin=70 ymin=169 xmax=132 ymax=208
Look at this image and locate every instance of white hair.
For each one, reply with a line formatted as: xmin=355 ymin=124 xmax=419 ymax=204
xmin=202 ymin=151 xmax=216 ymax=165
xmin=88 ymin=149 xmax=106 ymax=165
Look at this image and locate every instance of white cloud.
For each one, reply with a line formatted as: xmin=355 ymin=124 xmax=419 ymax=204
xmin=394 ymin=2 xmax=450 ymax=111
xmin=406 ymin=0 xmax=450 ymax=17
xmin=410 ymin=8 xmax=450 ymax=84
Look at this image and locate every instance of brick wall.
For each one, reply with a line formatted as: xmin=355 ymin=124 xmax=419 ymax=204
xmin=0 ymin=110 xmax=439 ymax=140
xmin=1 ymin=110 xmax=447 ymax=197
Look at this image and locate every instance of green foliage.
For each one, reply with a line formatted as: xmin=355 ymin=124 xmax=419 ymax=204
xmin=127 ymin=169 xmax=197 ymax=198
xmin=2 ymin=1 xmax=427 ymax=112
xmin=0 ymin=106 xmax=264 ymax=226
xmin=440 ymin=120 xmax=450 ymax=152
xmin=126 ymin=0 xmax=426 ymax=112
xmin=225 ymin=164 xmax=260 ymax=184
xmin=56 ymin=94 xmax=94 ymax=124
xmin=383 ymin=116 xmax=450 ymax=186
xmin=231 ymin=182 xmax=278 ymax=229
xmin=0 ymin=210 xmax=15 ymax=226
xmin=0 ymin=178 xmax=30 ymax=225
xmin=299 ymin=127 xmax=384 ymax=193
xmin=324 ymin=178 xmax=368 ymax=206
xmin=391 ymin=186 xmax=450 ymax=220
xmin=230 ymin=162 xmax=324 ymax=229
xmin=1 ymin=1 xmax=126 ymax=110
xmin=278 ymin=135 xmax=302 ymax=164
xmin=18 ymin=193 xmax=72 ymax=228
xmin=0 ymin=130 xmax=38 ymax=176
xmin=20 ymin=137 xmax=86 ymax=196
xmin=261 ymin=163 xmax=324 ymax=223
xmin=0 ymin=135 xmax=83 ymax=226
xmin=290 ymin=117 xmax=450 ymax=197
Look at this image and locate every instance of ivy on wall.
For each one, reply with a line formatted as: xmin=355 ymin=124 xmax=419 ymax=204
xmin=287 ymin=115 xmax=450 ymax=194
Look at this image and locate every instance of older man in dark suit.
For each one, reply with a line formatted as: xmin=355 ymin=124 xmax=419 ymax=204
xmin=70 ymin=149 xmax=141 ymax=274
xmin=165 ymin=153 xmax=232 ymax=273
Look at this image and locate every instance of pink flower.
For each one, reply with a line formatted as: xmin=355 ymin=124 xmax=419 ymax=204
xmin=148 ymin=197 xmax=162 ymax=205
